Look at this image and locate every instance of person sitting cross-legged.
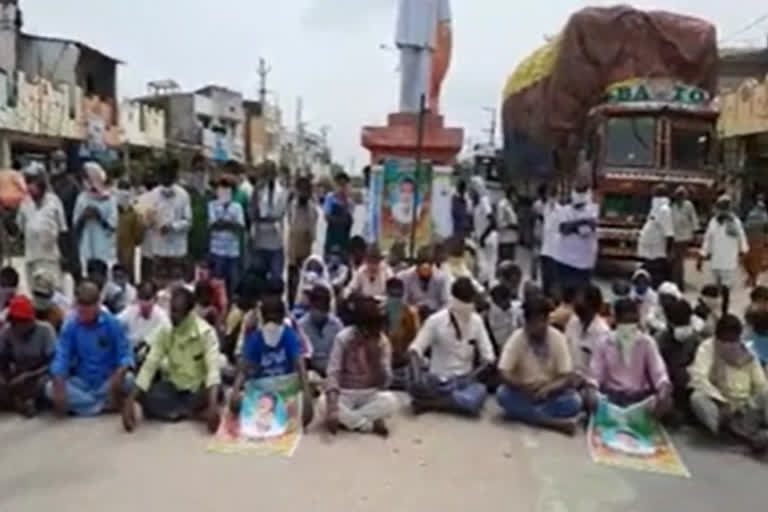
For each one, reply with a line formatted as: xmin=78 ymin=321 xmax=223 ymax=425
xmin=408 ymin=277 xmax=496 ymax=417
xmin=0 ymin=296 xmax=56 ymax=417
xmin=117 ymin=281 xmax=171 ymax=365
xmin=46 ymin=281 xmax=134 ymax=417
xmin=123 ymin=286 xmax=221 ymax=433
xmin=689 ymin=314 xmax=768 ymax=454
xmin=297 ymin=284 xmax=343 ymax=378
xmin=496 ymin=296 xmax=584 ymax=435
xmin=229 ymin=296 xmax=314 ymax=427
xmin=323 ymin=295 xmax=398 ymax=437
xmin=584 ymin=299 xmax=672 ymax=419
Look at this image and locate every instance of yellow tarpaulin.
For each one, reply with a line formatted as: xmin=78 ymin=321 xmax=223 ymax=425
xmin=502 ymin=34 xmax=562 ymax=100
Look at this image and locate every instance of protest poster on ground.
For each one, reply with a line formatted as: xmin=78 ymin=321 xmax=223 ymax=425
xmin=208 ymin=373 xmax=303 ymax=456
xmin=587 ymin=396 xmax=690 ymax=478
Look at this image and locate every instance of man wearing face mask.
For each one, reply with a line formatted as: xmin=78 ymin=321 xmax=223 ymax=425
xmin=324 ymin=295 xmax=397 ymax=436
xmin=585 ymin=299 xmax=671 ymax=418
xmin=30 ymin=270 xmax=66 ymax=333
xmin=554 ymin=180 xmax=599 ymax=290
xmin=47 ymin=281 xmax=134 ymax=418
xmin=399 ymin=246 xmax=449 ymax=320
xmin=124 ymin=286 xmax=221 ymax=433
xmin=145 ymin=159 xmax=192 ymax=284
xmin=117 ymin=281 xmax=171 ymax=357
xmin=496 ymin=296 xmax=583 ymax=435
xmin=564 ymin=284 xmax=611 ymax=378
xmin=73 ymin=162 xmax=119 ymax=272
xmin=115 ymin=179 xmax=144 ymax=284
xmin=638 ymin=184 xmax=675 ymax=288
xmin=298 ymin=285 xmax=343 ymax=377
xmin=230 ymin=295 xmax=313 ymax=428
xmin=0 ymin=296 xmax=56 ymax=417
xmin=17 ymin=163 xmax=68 ymax=291
xmin=408 ymin=277 xmax=496 ymax=416
xmin=689 ymin=315 xmax=768 ymax=454
xmin=698 ymin=195 xmax=748 ymax=316
xmin=629 ymin=268 xmax=658 ymax=325
xmin=656 ymin=299 xmax=701 ymax=423
xmin=670 ymin=186 xmax=699 ymax=289
xmin=250 ymin=161 xmax=288 ymax=282
xmin=287 ymin=176 xmax=319 ymax=309
xmin=208 ymin=174 xmax=246 ymax=298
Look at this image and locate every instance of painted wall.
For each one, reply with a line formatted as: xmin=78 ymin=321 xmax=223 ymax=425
xmin=719 ymin=75 xmax=768 ymax=138
xmin=119 ymin=100 xmax=166 ymax=148
xmin=0 ymin=71 xmax=81 ymax=139
xmin=82 ymin=95 xmax=119 ymax=150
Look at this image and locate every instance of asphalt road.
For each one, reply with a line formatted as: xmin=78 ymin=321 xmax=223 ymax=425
xmin=2 ymin=204 xmax=766 ymax=511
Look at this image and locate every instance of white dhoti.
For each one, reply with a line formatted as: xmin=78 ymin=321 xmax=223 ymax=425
xmin=320 ymin=389 xmax=399 ymax=432
xmin=399 ymin=46 xmax=432 ymax=113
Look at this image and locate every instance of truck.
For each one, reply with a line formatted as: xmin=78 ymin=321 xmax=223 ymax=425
xmin=501 ymin=6 xmax=720 ymax=260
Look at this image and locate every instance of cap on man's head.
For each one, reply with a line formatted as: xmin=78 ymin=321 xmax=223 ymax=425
xmin=8 ymin=295 xmax=35 ymax=322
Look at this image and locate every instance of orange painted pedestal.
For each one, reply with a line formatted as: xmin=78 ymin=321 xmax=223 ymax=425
xmin=361 ymin=112 xmax=463 ymax=165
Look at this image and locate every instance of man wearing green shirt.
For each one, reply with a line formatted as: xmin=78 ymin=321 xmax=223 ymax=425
xmin=123 ymin=286 xmax=222 ymax=433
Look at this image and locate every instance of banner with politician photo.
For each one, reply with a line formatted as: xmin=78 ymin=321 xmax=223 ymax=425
xmin=377 ymin=159 xmax=433 ymax=252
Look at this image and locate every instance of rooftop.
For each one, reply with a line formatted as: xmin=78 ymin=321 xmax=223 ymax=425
xmin=20 ymin=32 xmax=123 ymax=64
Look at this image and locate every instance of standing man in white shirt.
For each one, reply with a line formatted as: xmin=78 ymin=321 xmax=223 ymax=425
xmin=145 ymin=161 xmax=192 ymax=284
xmin=637 ymin=185 xmax=675 ymax=288
xmin=496 ymin=185 xmax=519 ymax=263
xmin=536 ymin=185 xmax=561 ymax=297
xmin=469 ymin=176 xmax=498 ymax=287
xmin=698 ymin=195 xmax=748 ymax=315
xmin=250 ymin=162 xmax=288 ymax=282
xmin=17 ymin=163 xmax=68 ymax=290
xmin=554 ymin=181 xmax=598 ymax=293
xmin=670 ymin=186 xmax=699 ymax=290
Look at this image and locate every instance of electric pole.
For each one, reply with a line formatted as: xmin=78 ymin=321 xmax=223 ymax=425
xmin=257 ymin=57 xmax=271 ymax=107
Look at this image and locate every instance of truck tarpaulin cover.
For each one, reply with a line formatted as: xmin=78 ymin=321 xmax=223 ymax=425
xmin=501 ymin=6 xmax=717 ymax=178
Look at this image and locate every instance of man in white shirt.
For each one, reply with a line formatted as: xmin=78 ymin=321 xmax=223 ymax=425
xmin=698 ymin=195 xmax=749 ymax=315
xmin=118 ymin=282 xmax=171 ymax=361
xmin=637 ymin=185 xmax=675 ymax=288
xmin=670 ymin=186 xmax=699 ymax=289
xmin=345 ymin=245 xmax=393 ymax=299
xmin=17 ymin=163 xmax=68 ymax=290
xmin=536 ymin=185 xmax=561 ymax=298
xmin=469 ymin=177 xmax=498 ymax=287
xmin=250 ymin=162 xmax=288 ymax=281
xmin=145 ymin=162 xmax=192 ymax=283
xmin=554 ymin=182 xmax=598 ymax=292
xmin=564 ymin=284 xmax=611 ymax=378
xmin=496 ymin=185 xmax=519 ymax=263
xmin=408 ymin=277 xmax=496 ymax=416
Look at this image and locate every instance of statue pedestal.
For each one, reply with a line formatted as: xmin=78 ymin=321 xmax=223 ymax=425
xmin=361 ymin=112 xmax=464 ymax=165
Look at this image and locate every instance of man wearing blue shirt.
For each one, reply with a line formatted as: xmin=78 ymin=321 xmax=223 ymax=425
xmin=46 ymin=281 xmax=134 ymax=417
xmin=323 ymin=172 xmax=353 ymax=257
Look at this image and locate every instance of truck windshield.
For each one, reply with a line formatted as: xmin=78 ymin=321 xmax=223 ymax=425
xmin=604 ymin=117 xmax=655 ymax=167
xmin=670 ymin=121 xmax=713 ymax=169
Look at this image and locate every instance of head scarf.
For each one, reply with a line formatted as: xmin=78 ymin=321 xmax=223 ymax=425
xmin=83 ymin=162 xmax=109 ymax=199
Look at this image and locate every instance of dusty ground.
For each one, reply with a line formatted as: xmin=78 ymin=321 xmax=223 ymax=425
xmin=2 ymin=207 xmax=767 ymax=511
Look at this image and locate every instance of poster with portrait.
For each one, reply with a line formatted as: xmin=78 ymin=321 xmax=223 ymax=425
xmin=208 ymin=373 xmax=303 ymax=457
xmin=372 ymin=159 xmax=433 ymax=253
xmin=587 ymin=396 xmax=689 ymax=477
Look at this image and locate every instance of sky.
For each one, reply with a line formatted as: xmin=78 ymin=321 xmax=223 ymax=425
xmin=20 ymin=0 xmax=768 ymax=169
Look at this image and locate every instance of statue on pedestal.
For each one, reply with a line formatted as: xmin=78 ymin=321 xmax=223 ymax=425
xmin=395 ymin=0 xmax=452 ymax=114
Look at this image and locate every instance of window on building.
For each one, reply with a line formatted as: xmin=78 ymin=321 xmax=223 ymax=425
xmin=604 ymin=116 xmax=655 ymax=167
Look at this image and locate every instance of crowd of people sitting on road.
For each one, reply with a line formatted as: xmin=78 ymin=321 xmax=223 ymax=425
xmin=2 ymin=155 xmax=768 ymax=459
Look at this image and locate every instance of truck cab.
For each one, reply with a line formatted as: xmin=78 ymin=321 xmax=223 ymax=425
xmin=584 ymin=79 xmax=719 ymax=259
